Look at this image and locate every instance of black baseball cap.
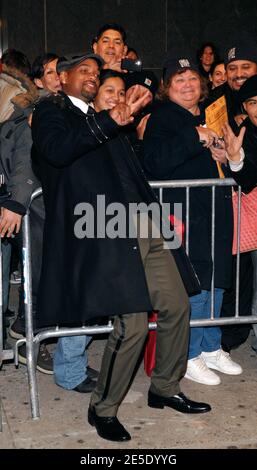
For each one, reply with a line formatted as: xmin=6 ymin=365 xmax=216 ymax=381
xmin=125 ymin=70 xmax=159 ymax=95
xmin=238 ymin=74 xmax=257 ymax=103
xmin=224 ymin=33 xmax=257 ymax=66
xmin=57 ymin=52 xmax=104 ymax=73
xmin=163 ymin=56 xmax=198 ymax=82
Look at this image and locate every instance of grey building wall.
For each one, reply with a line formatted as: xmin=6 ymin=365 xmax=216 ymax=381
xmin=1 ymin=0 xmax=257 ymax=73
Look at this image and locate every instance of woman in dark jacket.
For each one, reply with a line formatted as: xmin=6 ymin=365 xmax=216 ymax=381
xmin=143 ymin=55 xmax=242 ymax=386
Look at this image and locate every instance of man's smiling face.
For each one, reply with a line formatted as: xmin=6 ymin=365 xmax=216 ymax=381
xmin=93 ymin=29 xmax=127 ymax=66
xmin=60 ymin=58 xmax=100 ymax=102
xmin=226 ymin=60 xmax=257 ymax=91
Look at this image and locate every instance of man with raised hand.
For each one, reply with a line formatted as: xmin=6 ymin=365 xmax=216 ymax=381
xmin=32 ymin=52 xmax=209 ymax=443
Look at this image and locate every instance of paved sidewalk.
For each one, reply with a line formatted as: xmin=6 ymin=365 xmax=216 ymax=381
xmin=1 ymin=333 xmax=257 ymax=449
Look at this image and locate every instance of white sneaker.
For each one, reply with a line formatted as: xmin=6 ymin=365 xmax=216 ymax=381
xmin=202 ymin=349 xmax=242 ymax=375
xmin=184 ymin=355 xmax=221 ymax=385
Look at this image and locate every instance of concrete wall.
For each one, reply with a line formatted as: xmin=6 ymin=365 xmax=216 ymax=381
xmin=1 ymin=0 xmax=257 ymax=73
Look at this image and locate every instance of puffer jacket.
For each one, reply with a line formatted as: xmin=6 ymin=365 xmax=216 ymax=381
xmin=0 ymin=65 xmax=40 ymax=214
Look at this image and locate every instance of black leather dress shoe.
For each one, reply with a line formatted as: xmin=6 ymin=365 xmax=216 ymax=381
xmin=87 ymin=366 xmax=99 ymax=380
xmin=148 ymin=391 xmax=211 ymax=414
xmin=88 ymin=406 xmax=131 ymax=442
xmin=73 ymin=377 xmax=96 ymax=393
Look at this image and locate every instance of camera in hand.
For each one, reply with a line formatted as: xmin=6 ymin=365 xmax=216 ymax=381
xmin=121 ymin=58 xmax=142 ymax=72
xmin=212 ymin=138 xmax=224 ymax=149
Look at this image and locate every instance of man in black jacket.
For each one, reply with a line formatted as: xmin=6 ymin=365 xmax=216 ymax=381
xmin=207 ymin=35 xmax=257 ymax=352
xmin=221 ymin=74 xmax=257 ymax=352
xmin=32 ymin=52 xmax=210 ymax=442
xmin=207 ymin=35 xmax=257 ymax=128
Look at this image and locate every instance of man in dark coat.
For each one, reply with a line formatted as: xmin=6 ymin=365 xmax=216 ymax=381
xmin=206 ymin=35 xmax=257 ymax=129
xmin=32 ymin=52 xmax=210 ymax=443
xmin=221 ymin=74 xmax=257 ymax=354
xmin=207 ymin=36 xmax=257 ymax=352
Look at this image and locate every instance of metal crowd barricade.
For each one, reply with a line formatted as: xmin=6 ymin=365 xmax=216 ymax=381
xmin=5 ymin=178 xmax=257 ymax=420
xmin=0 ymin=238 xmax=15 ymax=431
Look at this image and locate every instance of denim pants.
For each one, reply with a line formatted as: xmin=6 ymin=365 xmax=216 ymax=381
xmin=188 ymin=288 xmax=224 ymax=359
xmin=2 ymin=241 xmax=12 ymax=312
xmin=54 ymin=335 xmax=92 ymax=389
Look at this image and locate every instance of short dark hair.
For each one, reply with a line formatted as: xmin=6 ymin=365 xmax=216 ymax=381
xmin=99 ymin=69 xmax=126 ymax=86
xmin=93 ymin=23 xmax=127 ymax=44
xmin=31 ymin=52 xmax=59 ymax=79
xmin=1 ymin=48 xmax=31 ymax=76
xmin=209 ymin=60 xmax=225 ymax=76
xmin=126 ymin=47 xmax=139 ymax=59
xmin=197 ymin=42 xmax=220 ymax=63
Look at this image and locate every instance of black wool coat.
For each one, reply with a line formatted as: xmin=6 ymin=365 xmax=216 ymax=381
xmin=32 ymin=94 xmax=199 ymax=326
xmin=143 ymin=100 xmax=233 ymax=291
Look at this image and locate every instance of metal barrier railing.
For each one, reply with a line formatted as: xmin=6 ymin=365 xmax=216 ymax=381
xmin=1 ymin=178 xmax=257 ymax=421
xmin=0 ymin=236 xmax=14 ymax=431
xmin=150 ymin=178 xmax=243 ymax=319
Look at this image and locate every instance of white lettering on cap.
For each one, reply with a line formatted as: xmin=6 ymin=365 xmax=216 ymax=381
xmin=179 ymin=59 xmax=190 ymax=68
xmin=228 ymin=47 xmax=236 ymax=61
xmin=144 ymin=78 xmax=152 ymax=86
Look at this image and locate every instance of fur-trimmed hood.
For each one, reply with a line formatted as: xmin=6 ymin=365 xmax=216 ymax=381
xmin=0 ymin=65 xmax=39 ymax=122
xmin=1 ymin=64 xmax=38 ymax=108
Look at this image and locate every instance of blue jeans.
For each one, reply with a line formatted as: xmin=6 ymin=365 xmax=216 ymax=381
xmin=188 ymin=288 xmax=224 ymax=359
xmin=54 ymin=335 xmax=91 ymax=389
xmin=2 ymin=241 xmax=12 ymax=312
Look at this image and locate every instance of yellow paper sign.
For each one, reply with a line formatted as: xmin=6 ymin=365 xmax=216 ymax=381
xmin=205 ymin=95 xmax=228 ymax=137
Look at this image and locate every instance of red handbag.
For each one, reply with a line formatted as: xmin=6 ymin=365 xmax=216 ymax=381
xmin=169 ymin=214 xmax=185 ymax=245
xmin=232 ymin=187 xmax=257 ymax=255
xmin=144 ymin=312 xmax=157 ymax=377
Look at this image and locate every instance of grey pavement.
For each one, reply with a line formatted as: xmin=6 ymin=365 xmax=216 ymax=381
xmin=1 ymin=287 xmax=257 ymax=449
